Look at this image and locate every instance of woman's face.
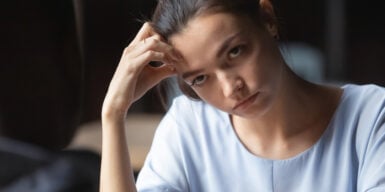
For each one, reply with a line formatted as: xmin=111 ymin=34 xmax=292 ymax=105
xmin=170 ymin=12 xmax=284 ymax=118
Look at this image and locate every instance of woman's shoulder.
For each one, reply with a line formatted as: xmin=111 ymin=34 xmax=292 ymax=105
xmin=337 ymin=83 xmax=385 ymax=113
xmin=326 ymin=83 xmax=385 ymax=140
xmin=342 ymin=83 xmax=385 ymax=97
xmin=339 ymin=83 xmax=385 ymax=110
xmin=336 ymin=83 xmax=385 ymax=146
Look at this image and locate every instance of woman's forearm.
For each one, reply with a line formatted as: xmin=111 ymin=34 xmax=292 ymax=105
xmin=99 ymin=22 xmax=176 ymax=192
xmin=100 ymin=116 xmax=137 ymax=192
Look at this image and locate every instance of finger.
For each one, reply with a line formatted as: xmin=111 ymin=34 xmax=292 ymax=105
xmin=128 ymin=38 xmax=180 ymax=69
xmin=124 ymin=33 xmax=163 ymax=55
xmin=128 ymin=35 xmax=173 ymax=58
xmin=149 ymin=50 xmax=179 ymax=68
xmin=124 ymin=35 xmax=162 ymax=56
xmin=131 ymin=22 xmax=156 ymax=45
xmin=129 ymin=50 xmax=167 ymax=70
xmin=143 ymin=35 xmax=180 ymax=62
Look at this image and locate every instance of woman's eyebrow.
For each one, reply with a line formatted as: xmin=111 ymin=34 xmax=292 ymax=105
xmin=182 ymin=69 xmax=205 ymax=79
xmin=181 ymin=31 xmax=242 ymax=80
xmin=215 ymin=31 xmax=242 ymax=58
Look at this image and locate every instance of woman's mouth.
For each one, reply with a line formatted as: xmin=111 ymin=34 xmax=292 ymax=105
xmin=233 ymin=92 xmax=259 ymax=111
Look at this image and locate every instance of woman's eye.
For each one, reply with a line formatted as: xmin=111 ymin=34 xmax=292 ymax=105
xmin=228 ymin=46 xmax=243 ymax=59
xmin=191 ymin=75 xmax=207 ymax=86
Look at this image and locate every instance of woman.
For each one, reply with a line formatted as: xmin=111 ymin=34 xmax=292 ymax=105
xmin=100 ymin=0 xmax=385 ymax=191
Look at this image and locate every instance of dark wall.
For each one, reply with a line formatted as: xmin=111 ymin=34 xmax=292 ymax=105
xmin=0 ymin=1 xmax=82 ymax=149
xmin=275 ymin=0 xmax=325 ymax=48
xmin=0 ymin=0 xmax=162 ymax=149
xmin=346 ymin=1 xmax=385 ymax=85
xmin=79 ymin=0 xmax=161 ymax=123
xmin=275 ymin=0 xmax=385 ymax=85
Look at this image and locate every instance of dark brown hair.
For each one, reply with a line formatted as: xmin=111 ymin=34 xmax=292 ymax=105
xmin=151 ymin=0 xmax=278 ymax=101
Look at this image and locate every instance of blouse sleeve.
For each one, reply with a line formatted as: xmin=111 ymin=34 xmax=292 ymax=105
xmin=136 ymin=105 xmax=189 ymax=192
xmin=357 ymin=106 xmax=385 ymax=192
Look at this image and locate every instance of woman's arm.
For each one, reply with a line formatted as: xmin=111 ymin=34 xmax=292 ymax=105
xmin=100 ymin=22 xmax=176 ymax=192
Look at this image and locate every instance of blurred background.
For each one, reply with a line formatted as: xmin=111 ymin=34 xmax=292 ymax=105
xmin=0 ymin=0 xmax=384 ymax=189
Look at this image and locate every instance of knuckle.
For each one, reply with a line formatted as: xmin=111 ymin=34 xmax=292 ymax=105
xmin=153 ymin=34 xmax=162 ymax=40
xmin=146 ymin=50 xmax=156 ymax=58
xmin=149 ymin=38 xmax=159 ymax=44
xmin=146 ymin=38 xmax=159 ymax=49
xmin=123 ymin=46 xmax=132 ymax=55
xmin=143 ymin=22 xmax=155 ymax=33
xmin=146 ymin=50 xmax=163 ymax=59
xmin=142 ymin=22 xmax=150 ymax=30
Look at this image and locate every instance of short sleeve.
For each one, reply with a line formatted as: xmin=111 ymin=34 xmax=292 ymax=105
xmin=357 ymin=89 xmax=385 ymax=191
xmin=358 ymin=121 xmax=385 ymax=191
xmin=136 ymin=101 xmax=189 ymax=192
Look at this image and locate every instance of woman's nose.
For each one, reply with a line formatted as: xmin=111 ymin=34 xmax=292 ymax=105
xmin=217 ymin=72 xmax=244 ymax=98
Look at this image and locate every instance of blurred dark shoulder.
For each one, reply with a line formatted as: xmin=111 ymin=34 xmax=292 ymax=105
xmin=0 ymin=137 xmax=100 ymax=192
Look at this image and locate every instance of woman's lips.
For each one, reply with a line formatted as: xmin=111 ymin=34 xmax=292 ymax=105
xmin=233 ymin=92 xmax=259 ymax=110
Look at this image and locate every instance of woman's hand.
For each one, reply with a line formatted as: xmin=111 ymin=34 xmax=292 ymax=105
xmin=100 ymin=23 xmax=177 ymax=192
xmin=102 ymin=22 xmax=177 ymax=120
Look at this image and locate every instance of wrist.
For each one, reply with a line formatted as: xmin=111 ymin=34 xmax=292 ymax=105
xmin=101 ymin=102 xmax=130 ymax=124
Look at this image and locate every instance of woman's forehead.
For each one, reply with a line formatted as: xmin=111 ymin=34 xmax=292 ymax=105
xmin=168 ymin=13 xmax=258 ymax=70
xmin=170 ymin=13 xmax=246 ymax=41
xmin=169 ymin=14 xmax=237 ymax=68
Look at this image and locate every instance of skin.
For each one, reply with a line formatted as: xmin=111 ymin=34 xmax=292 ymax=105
xmin=100 ymin=12 xmax=342 ymax=192
xmin=172 ymin=13 xmax=342 ymax=159
xmin=171 ymin=13 xmax=284 ymax=118
xmin=100 ymin=23 xmax=177 ymax=192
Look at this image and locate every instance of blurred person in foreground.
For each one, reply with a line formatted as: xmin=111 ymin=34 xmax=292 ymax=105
xmin=0 ymin=1 xmax=100 ymax=191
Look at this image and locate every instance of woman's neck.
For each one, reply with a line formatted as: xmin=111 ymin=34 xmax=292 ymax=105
xmin=231 ymin=67 xmax=342 ymax=159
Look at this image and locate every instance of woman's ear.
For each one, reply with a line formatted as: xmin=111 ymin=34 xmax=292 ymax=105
xmin=265 ymin=22 xmax=279 ymax=40
xmin=259 ymin=0 xmax=279 ymax=39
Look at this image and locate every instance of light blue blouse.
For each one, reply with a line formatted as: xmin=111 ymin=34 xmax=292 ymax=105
xmin=136 ymin=84 xmax=385 ymax=192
